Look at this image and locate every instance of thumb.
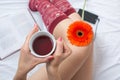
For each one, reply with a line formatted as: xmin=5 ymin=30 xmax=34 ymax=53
xmin=23 ymin=24 xmax=39 ymax=49
xmin=25 ymin=24 xmax=39 ymax=43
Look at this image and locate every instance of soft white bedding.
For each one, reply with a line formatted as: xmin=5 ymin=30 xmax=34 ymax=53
xmin=0 ymin=1 xmax=45 ymax=80
xmin=0 ymin=0 xmax=120 ymax=80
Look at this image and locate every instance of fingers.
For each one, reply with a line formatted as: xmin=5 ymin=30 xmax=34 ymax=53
xmin=54 ymin=37 xmax=71 ymax=58
xmin=36 ymin=37 xmax=71 ymax=65
xmin=22 ymin=24 xmax=39 ymax=50
xmin=37 ymin=56 xmax=54 ymax=64
xmin=63 ymin=42 xmax=72 ymax=58
xmin=54 ymin=37 xmax=64 ymax=56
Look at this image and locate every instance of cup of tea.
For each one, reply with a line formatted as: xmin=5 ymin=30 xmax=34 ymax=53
xmin=29 ymin=31 xmax=56 ymax=57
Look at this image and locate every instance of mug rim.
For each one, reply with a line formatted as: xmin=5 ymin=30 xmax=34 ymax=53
xmin=29 ymin=31 xmax=56 ymax=57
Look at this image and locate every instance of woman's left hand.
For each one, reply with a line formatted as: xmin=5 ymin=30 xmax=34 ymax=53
xmin=14 ymin=24 xmax=54 ymax=80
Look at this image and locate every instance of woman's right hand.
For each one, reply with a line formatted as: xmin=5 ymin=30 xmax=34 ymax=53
xmin=46 ymin=37 xmax=72 ymax=80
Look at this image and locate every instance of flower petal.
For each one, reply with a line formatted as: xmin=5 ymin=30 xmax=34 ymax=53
xmin=67 ymin=21 xmax=94 ymax=46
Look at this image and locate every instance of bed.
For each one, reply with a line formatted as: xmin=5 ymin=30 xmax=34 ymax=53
xmin=0 ymin=0 xmax=120 ymax=80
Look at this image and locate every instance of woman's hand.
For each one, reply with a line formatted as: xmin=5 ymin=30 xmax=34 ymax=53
xmin=14 ymin=24 xmax=54 ymax=80
xmin=14 ymin=24 xmax=71 ymax=80
xmin=46 ymin=37 xmax=72 ymax=80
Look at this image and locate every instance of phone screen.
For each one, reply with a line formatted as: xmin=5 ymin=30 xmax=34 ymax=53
xmin=78 ymin=9 xmax=98 ymax=24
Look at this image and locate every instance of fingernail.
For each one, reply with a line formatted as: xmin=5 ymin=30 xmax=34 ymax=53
xmin=34 ymin=24 xmax=37 ymax=27
xmin=58 ymin=37 xmax=62 ymax=41
xmin=34 ymin=24 xmax=39 ymax=30
xmin=48 ymin=56 xmax=54 ymax=61
xmin=32 ymin=24 xmax=36 ymax=29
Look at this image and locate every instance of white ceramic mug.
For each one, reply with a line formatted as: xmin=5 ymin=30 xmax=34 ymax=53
xmin=29 ymin=31 xmax=56 ymax=57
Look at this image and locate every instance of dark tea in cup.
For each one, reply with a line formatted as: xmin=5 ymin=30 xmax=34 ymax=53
xmin=32 ymin=35 xmax=53 ymax=55
xmin=29 ymin=31 xmax=56 ymax=57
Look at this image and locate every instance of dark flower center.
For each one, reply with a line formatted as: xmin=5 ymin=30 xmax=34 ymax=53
xmin=76 ymin=30 xmax=84 ymax=37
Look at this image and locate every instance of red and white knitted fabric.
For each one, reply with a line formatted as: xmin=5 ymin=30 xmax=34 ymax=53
xmin=29 ymin=0 xmax=68 ymax=33
xmin=50 ymin=0 xmax=76 ymax=15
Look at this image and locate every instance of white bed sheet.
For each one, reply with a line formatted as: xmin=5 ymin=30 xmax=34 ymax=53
xmin=0 ymin=0 xmax=45 ymax=80
xmin=0 ymin=0 xmax=120 ymax=80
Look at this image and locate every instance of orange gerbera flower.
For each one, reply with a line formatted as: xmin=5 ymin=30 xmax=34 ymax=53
xmin=67 ymin=21 xmax=94 ymax=46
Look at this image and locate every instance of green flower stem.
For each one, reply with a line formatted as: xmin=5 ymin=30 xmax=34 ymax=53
xmin=82 ymin=0 xmax=87 ymax=20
